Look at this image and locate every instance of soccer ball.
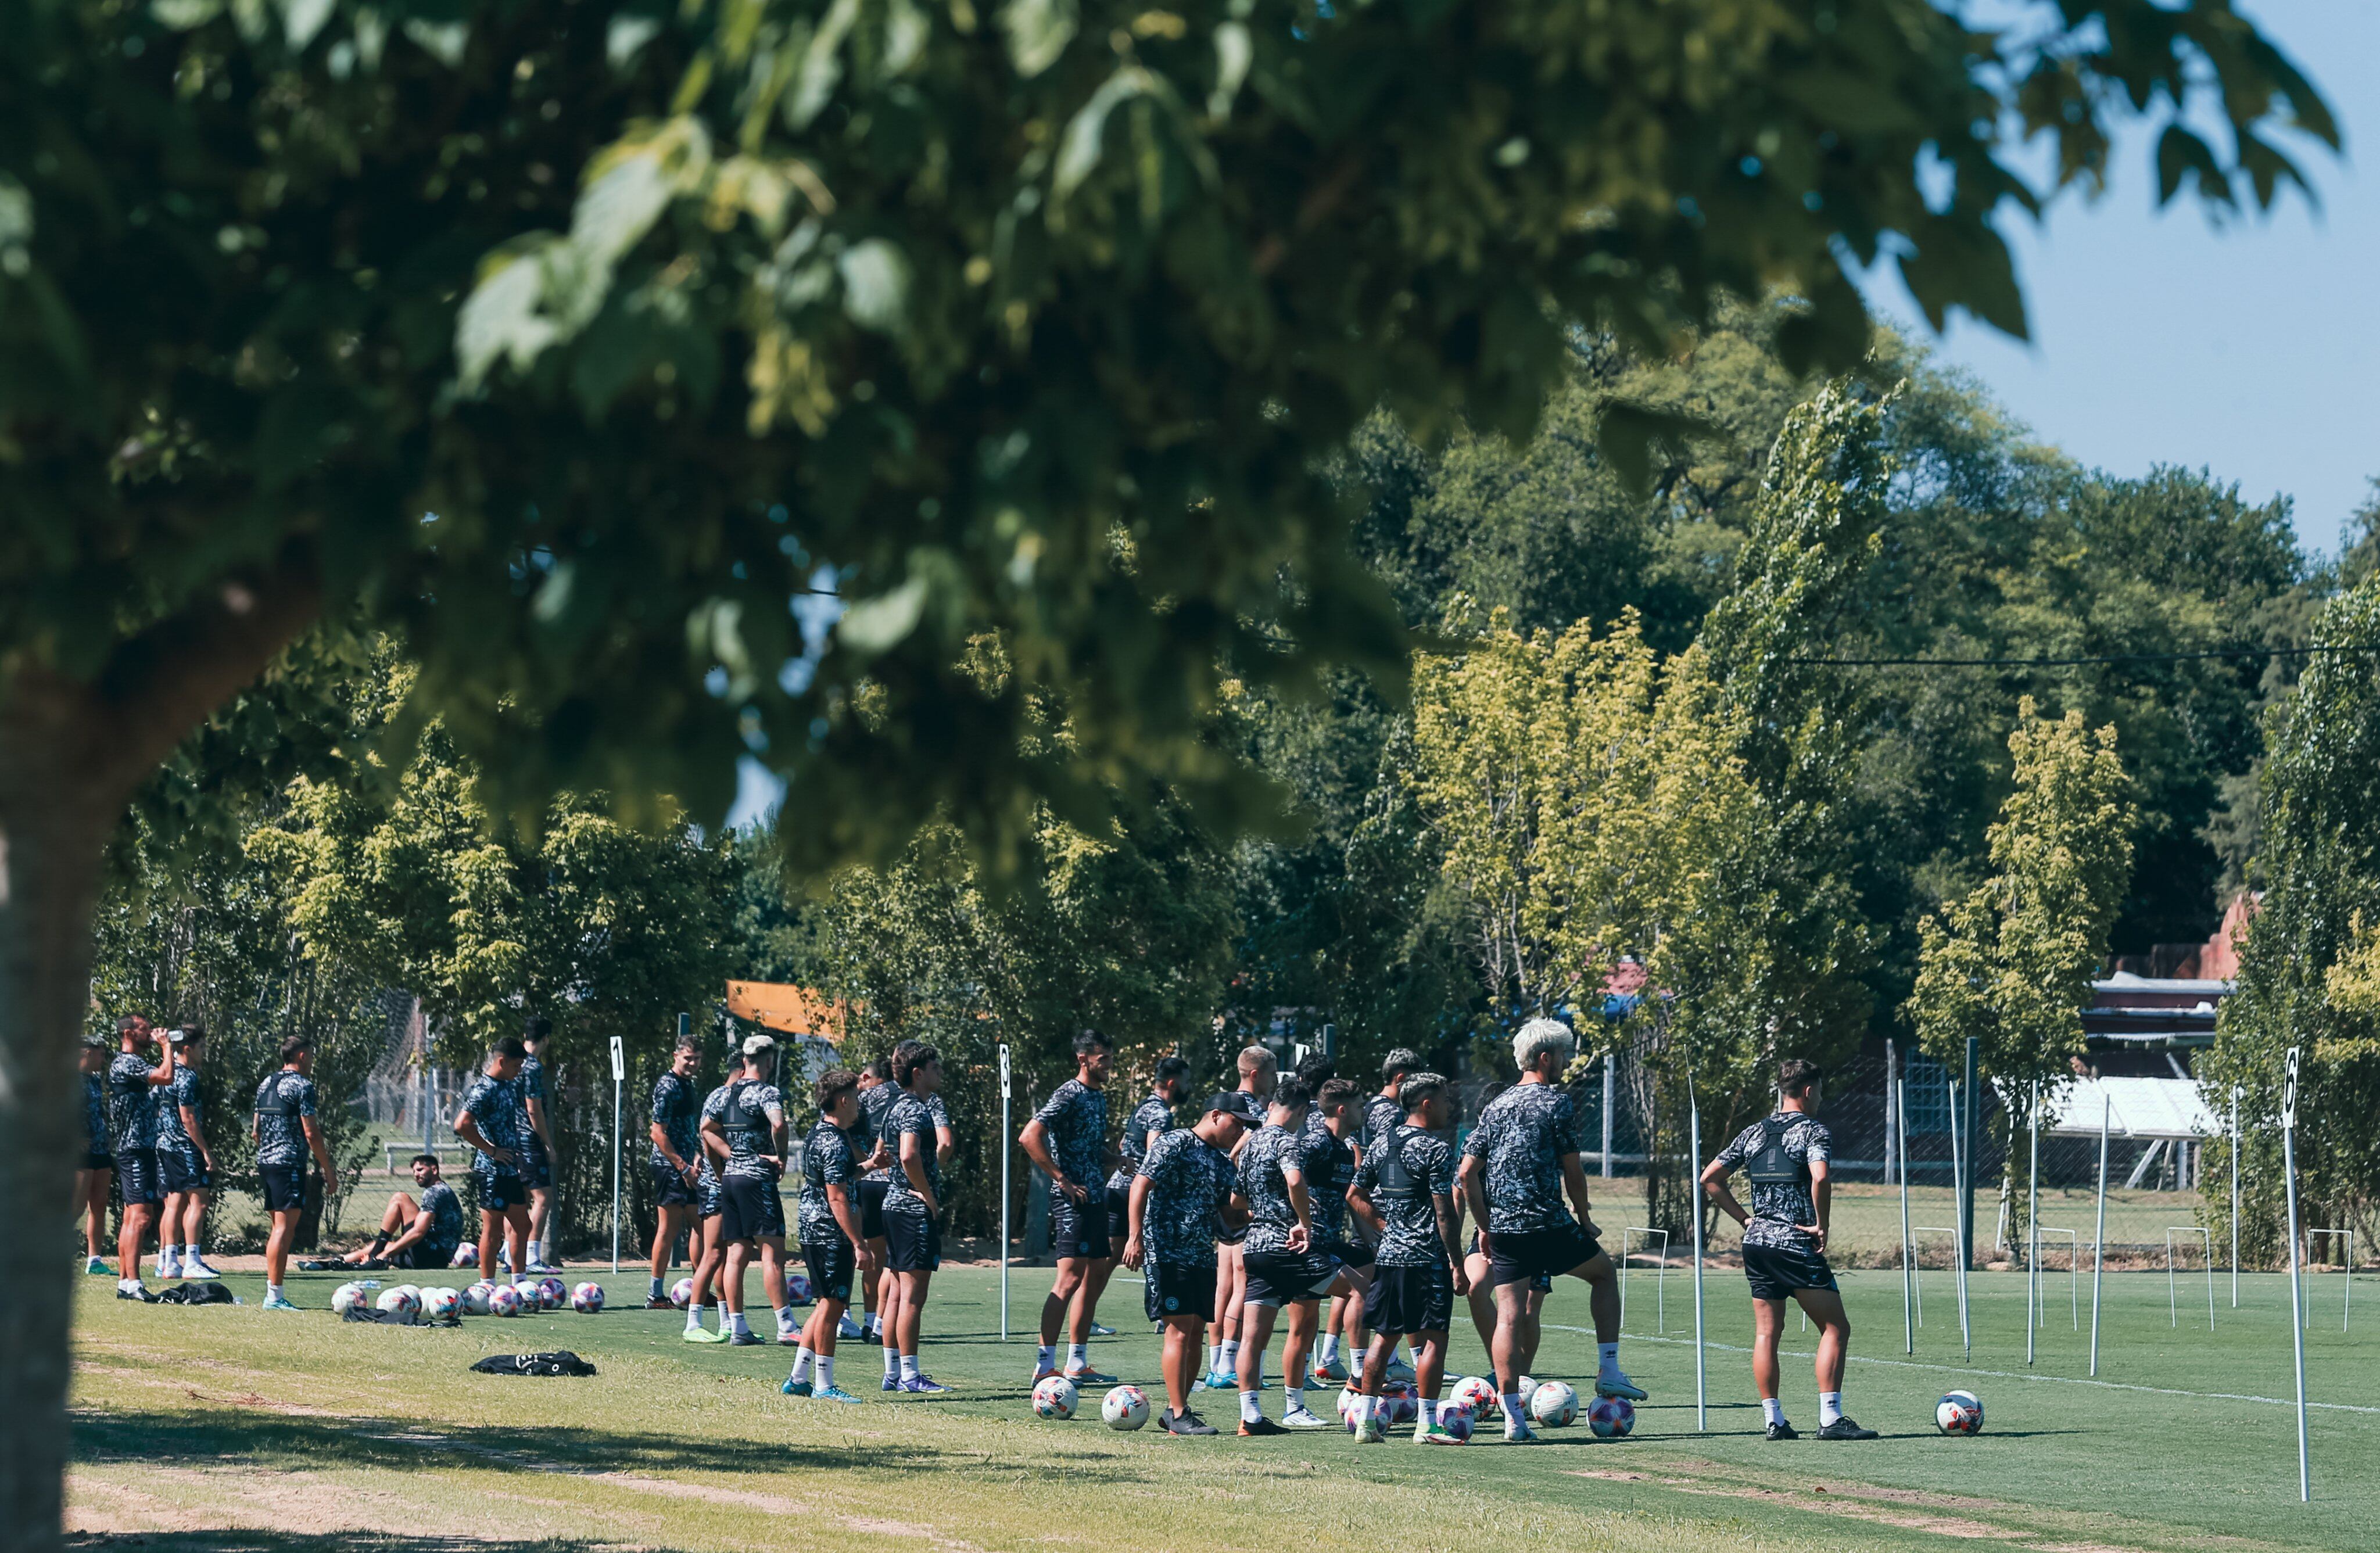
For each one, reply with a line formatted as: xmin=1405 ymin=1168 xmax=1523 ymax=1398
xmin=423 ymin=1286 xmax=463 ymax=1321
xmin=375 ymin=1286 xmax=419 ymax=1323
xmin=571 ymin=1282 xmax=605 ymax=1313
xmin=462 ymin=1282 xmax=494 ymax=1315
xmin=1449 ymin=1375 xmax=1499 ymax=1418
xmin=1586 ymin=1395 xmax=1636 ymax=1438
xmin=1379 ymin=1379 xmax=1419 ymax=1426
xmin=1336 ymin=1385 xmax=1365 ymax=1432
xmin=535 ymin=1275 xmax=568 ymax=1310
xmin=1530 ymin=1380 xmax=1580 ymax=1428
xmin=670 ymin=1276 xmax=696 ymax=1309
xmin=1436 ymin=1402 xmax=1475 ymax=1443
xmin=787 ymin=1271 xmax=813 ymax=1303
xmin=1935 ymin=1390 xmax=1984 ymax=1435
xmin=488 ymin=1283 xmax=525 ymax=1317
xmin=1031 ymin=1374 xmax=1080 ymax=1420
xmin=450 ymin=1242 xmax=478 ymax=1269
xmin=1102 ymin=1384 xmax=1150 ymax=1431
xmin=331 ymin=1282 xmax=368 ymax=1315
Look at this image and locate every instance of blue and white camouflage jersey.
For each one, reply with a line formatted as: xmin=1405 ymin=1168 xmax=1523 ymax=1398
xmin=460 ymin=1072 xmax=525 ymax=1174
xmin=153 ymin=1063 xmax=203 ymax=1159
xmin=694 ymin=1084 xmax=730 ymax=1198
xmin=1033 ymin=1078 xmax=1107 ymax=1192
xmin=649 ymin=1070 xmax=700 ymax=1170
xmin=1353 ymin=1124 xmax=1456 ymax=1267
xmin=1236 ymin=1123 xmax=1313 ymax=1256
xmin=107 ymin=1052 xmax=163 ymax=1154
xmin=1714 ymin=1113 xmax=1833 ymax=1254
xmin=1107 ymin=1092 xmax=1176 ymax=1192
xmin=797 ymin=1120 xmax=859 ymax=1244
xmin=83 ymin=1071 xmax=110 ymax=1157
xmin=1362 ymin=1093 xmax=1405 ymax=1153
xmin=1135 ymin=1127 xmax=1234 ymax=1268
xmin=1299 ymin=1119 xmax=1354 ymax=1243
xmin=252 ymin=1070 xmax=317 ymax=1167
xmin=516 ymin=1054 xmax=548 ymax=1152
xmin=880 ymin=1092 xmax=942 ymax=1217
xmin=857 ymin=1081 xmax=904 ymax=1182
xmin=1461 ymin=1081 xmax=1580 ymax=1235
xmin=417 ymin=1180 xmax=466 ymax=1258
xmin=702 ymin=1078 xmax=785 ymax=1180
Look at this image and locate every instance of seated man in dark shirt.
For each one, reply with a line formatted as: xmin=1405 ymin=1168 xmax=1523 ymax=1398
xmin=331 ymin=1154 xmax=468 ymax=1271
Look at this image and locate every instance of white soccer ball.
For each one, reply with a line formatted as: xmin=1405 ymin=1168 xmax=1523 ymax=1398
xmin=1449 ymin=1375 xmax=1499 ymax=1418
xmin=787 ymin=1271 xmax=813 ymax=1303
xmin=1031 ymin=1374 xmax=1079 ymax=1420
xmin=669 ymin=1276 xmax=696 ymax=1310
xmin=1530 ymin=1380 xmax=1580 ymax=1428
xmin=571 ymin=1282 xmax=605 ymax=1313
xmin=1436 ymin=1401 xmax=1475 ymax=1443
xmin=449 ymin=1242 xmax=478 ymax=1269
xmin=535 ymin=1275 xmax=567 ymax=1309
xmin=462 ymin=1282 xmax=495 ymax=1316
xmin=375 ymin=1286 xmax=419 ymax=1323
xmin=1586 ymin=1394 xmax=1635 ymax=1438
xmin=331 ymin=1281 xmax=368 ymax=1315
xmin=422 ymin=1286 xmax=463 ymax=1320
xmin=488 ymin=1283 xmax=525 ymax=1317
xmin=1935 ymin=1389 xmax=1984 ymax=1436
xmin=1101 ymin=1384 xmax=1150 ymax=1430
xmin=1379 ymin=1379 xmax=1418 ymax=1426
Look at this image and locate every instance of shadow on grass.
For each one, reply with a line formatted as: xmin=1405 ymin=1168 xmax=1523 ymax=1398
xmin=73 ymin=1537 xmax=633 ymax=1553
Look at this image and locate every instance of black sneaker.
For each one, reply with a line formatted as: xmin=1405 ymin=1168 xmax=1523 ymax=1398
xmin=1764 ymin=1420 xmax=1799 ymax=1441
xmin=1162 ymin=1408 xmax=1219 ymax=1436
xmin=1238 ymin=1415 xmax=1288 ymax=1437
xmin=116 ymin=1285 xmax=159 ymax=1303
xmin=1816 ymin=1416 xmax=1877 ymax=1440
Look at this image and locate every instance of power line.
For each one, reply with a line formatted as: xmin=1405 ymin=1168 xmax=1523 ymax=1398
xmin=1786 ymin=644 xmax=2380 ymax=669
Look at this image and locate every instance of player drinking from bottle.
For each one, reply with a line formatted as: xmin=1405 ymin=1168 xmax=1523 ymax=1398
xmin=644 ymin=1032 xmax=703 ymax=1308
xmin=1458 ymin=1018 xmax=1642 ymax=1442
xmin=106 ymin=1015 xmax=175 ymax=1300
xmin=1125 ymin=1091 xmax=1258 ymax=1436
xmin=1700 ymin=1057 xmax=1876 ymax=1441
xmin=784 ymin=1067 xmax=874 ymax=1402
xmin=1022 ymin=1028 xmax=1117 ymax=1385
xmin=1346 ymin=1071 xmax=1467 ymax=1443
xmin=702 ymin=1034 xmax=795 ymax=1346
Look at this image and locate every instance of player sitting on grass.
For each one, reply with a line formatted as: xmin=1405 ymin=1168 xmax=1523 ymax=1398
xmin=1231 ymin=1079 xmax=1355 ymax=1434
xmin=1346 ymin=1071 xmax=1468 ymax=1443
xmin=703 ymin=1034 xmax=797 ymax=1346
xmin=107 ymin=1014 xmax=176 ymax=1300
xmin=644 ymin=1033 xmax=703 ymax=1308
xmin=1205 ymin=1044 xmax=1275 ymax=1390
xmin=879 ymin=1042 xmax=952 ymax=1393
xmin=1021 ymin=1028 xmax=1117 ymax=1386
xmin=1700 ymin=1057 xmax=1876 ymax=1441
xmin=254 ymin=1035 xmax=336 ymax=1310
xmin=1125 ymin=1091 xmax=1259 ymax=1436
xmin=327 ymin=1154 xmax=465 ymax=1270
xmin=785 ymin=1068 xmax=874 ymax=1402
xmin=154 ymin=1024 xmax=221 ymax=1279
xmin=454 ymin=1036 xmax=532 ymax=1286
xmin=1458 ymin=1018 xmax=1643 ymax=1442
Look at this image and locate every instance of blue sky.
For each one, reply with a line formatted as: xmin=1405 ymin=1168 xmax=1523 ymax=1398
xmin=1865 ymin=0 xmax=2375 ymax=559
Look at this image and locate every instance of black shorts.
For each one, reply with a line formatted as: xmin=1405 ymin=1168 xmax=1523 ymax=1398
xmin=1105 ymin=1180 xmax=1133 ymax=1243
xmin=1145 ymin=1258 xmax=1219 ymax=1325
xmin=259 ymin=1161 xmax=306 ymax=1213
xmin=158 ymin=1149 xmax=211 ymax=1194
xmin=1318 ymin=1237 xmax=1373 ymax=1275
xmin=1050 ymin=1189 xmax=1112 ymax=1261
xmin=1470 ymin=1229 xmax=1551 ymax=1293
xmin=474 ymin=1166 xmax=529 ymax=1214
xmin=390 ymin=1241 xmax=452 ymax=1272
xmin=519 ymin=1139 xmax=553 ymax=1190
xmin=1365 ymin=1261 xmax=1453 ymax=1336
xmin=1488 ymin=1221 xmax=1603 ymax=1287
xmin=802 ymin=1236 xmax=856 ymax=1303
xmin=719 ymin=1174 xmax=787 ymax=1243
xmin=1241 ymin=1249 xmax=1339 ymax=1307
xmin=84 ymin=1152 xmax=113 ymax=1173
xmin=858 ymin=1178 xmax=890 ymax=1241
xmin=1742 ymin=1242 xmax=1838 ymax=1301
xmin=884 ymin=1209 xmax=941 ymax=1273
xmin=117 ymin=1149 xmax=164 ymax=1207
xmin=652 ymin=1159 xmax=696 ymax=1207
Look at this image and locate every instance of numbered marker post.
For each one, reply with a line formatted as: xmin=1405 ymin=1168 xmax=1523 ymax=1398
xmin=610 ymin=1034 xmax=628 ymax=1272
xmin=2282 ymin=1047 xmax=2308 ymax=1501
xmin=999 ymin=1042 xmax=1012 ymax=1342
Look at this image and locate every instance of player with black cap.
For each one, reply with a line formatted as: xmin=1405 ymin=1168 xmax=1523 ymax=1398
xmin=701 ymin=1032 xmax=795 ymax=1344
xmin=154 ymin=1023 xmax=220 ymax=1279
xmin=1124 ymin=1089 xmax=1258 ymax=1436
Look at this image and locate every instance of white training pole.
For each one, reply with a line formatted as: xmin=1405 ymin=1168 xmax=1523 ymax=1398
xmin=2090 ymin=1096 xmax=2108 ymax=1376
xmin=609 ymin=1035 xmax=626 ymax=1274
xmin=998 ymin=1042 xmax=1012 ymax=1343
xmin=2231 ymin=1086 xmax=2242 ymax=1308
xmin=1947 ymin=1079 xmax=1970 ymax=1357
xmin=1689 ymin=1078 xmax=1705 ymax=1433
xmin=1602 ymin=1052 xmax=1615 ymax=1178
xmin=1898 ymin=1078 xmax=1914 ymax=1355
xmin=2281 ymin=1046 xmax=2308 ymax=1502
xmin=2027 ymin=1081 xmax=2041 ymax=1366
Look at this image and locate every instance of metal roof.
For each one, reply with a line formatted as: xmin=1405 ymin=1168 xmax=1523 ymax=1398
xmin=2041 ymin=1075 xmax=2220 ymax=1140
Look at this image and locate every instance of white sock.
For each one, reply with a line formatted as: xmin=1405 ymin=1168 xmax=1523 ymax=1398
xmin=1218 ymin=1339 xmax=1240 ymax=1371
xmin=1420 ymin=1398 xmax=1436 ymax=1425
xmin=790 ymin=1347 xmax=813 ymax=1382
xmin=187 ymin=1244 xmax=205 ymax=1264
xmin=817 ymin=1355 xmax=835 ymax=1390
xmin=1287 ymin=1383 xmax=1306 ymax=1412
xmin=884 ymin=1347 xmax=901 ymax=1378
xmin=266 ymin=1283 xmax=282 ymax=1301
xmin=730 ymin=1311 xmax=752 ymax=1337
xmin=714 ymin=1301 xmax=729 ymax=1330
xmin=1503 ymin=1394 xmax=1526 ymax=1428
xmin=1204 ymin=1343 xmax=1217 ymax=1371
xmin=1067 ymin=1343 xmax=1089 ymax=1371
xmin=1239 ymin=1390 xmax=1263 ymax=1423
xmin=1317 ymin=1333 xmax=1340 ymax=1363
xmin=686 ymin=1308 xmax=705 ymax=1332
xmin=1820 ymin=1391 xmax=1843 ymax=1426
xmin=900 ymin=1354 xmax=921 ymax=1380
xmin=1037 ymin=1344 xmax=1056 ymax=1372
xmin=1597 ymin=1341 xmax=1621 ymax=1378
xmin=1762 ymin=1397 xmax=1787 ymax=1426
xmin=775 ymin=1304 xmax=795 ymax=1333
xmin=527 ymin=1240 xmax=542 ymax=1264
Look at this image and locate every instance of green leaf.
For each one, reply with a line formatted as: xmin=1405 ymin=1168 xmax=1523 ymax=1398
xmin=999 ymin=0 xmax=1076 ymax=78
xmin=838 ymin=576 xmax=929 ymax=653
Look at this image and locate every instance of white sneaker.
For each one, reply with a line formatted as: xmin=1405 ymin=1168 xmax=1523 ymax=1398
xmin=525 ymin=1258 xmax=560 ymax=1275
xmin=837 ymin=1312 xmax=864 ymax=1340
xmin=182 ymin=1256 xmax=223 ymax=1278
xmin=1595 ymin=1371 xmax=1648 ymax=1401
xmin=157 ymin=1258 xmax=183 ymax=1280
xmin=1504 ymin=1419 xmax=1539 ymax=1444
xmin=1280 ymin=1404 xmax=1332 ymax=1429
xmin=1384 ymin=1355 xmax=1417 ymax=1383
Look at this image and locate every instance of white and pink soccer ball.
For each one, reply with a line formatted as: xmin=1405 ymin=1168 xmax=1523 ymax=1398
xmin=1436 ymin=1401 xmax=1476 ymax=1443
xmin=1378 ymin=1379 xmax=1419 ymax=1426
xmin=331 ymin=1282 xmax=369 ymax=1315
xmin=1530 ymin=1380 xmax=1579 ymax=1428
xmin=1101 ymin=1385 xmax=1149 ymax=1430
xmin=1935 ymin=1390 xmax=1984 ymax=1435
xmin=487 ymin=1283 xmax=525 ymax=1317
xmin=1449 ymin=1375 xmax=1499 ymax=1417
xmin=669 ymin=1277 xmax=696 ymax=1310
xmin=462 ymin=1282 xmax=496 ymax=1315
xmin=1031 ymin=1375 xmax=1079 ymax=1419
xmin=533 ymin=1275 xmax=568 ymax=1310
xmin=570 ymin=1282 xmax=605 ymax=1313
xmin=422 ymin=1286 xmax=463 ymax=1321
xmin=1587 ymin=1394 xmax=1636 ymax=1438
xmin=374 ymin=1286 xmax=420 ymax=1323
xmin=449 ymin=1242 xmax=478 ymax=1269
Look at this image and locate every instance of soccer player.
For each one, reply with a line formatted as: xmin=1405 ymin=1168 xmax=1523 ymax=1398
xmin=1346 ymin=1071 xmax=1468 ymax=1443
xmin=154 ymin=1024 xmax=221 ymax=1278
xmin=1205 ymin=1043 xmax=1276 ymax=1389
xmin=1349 ymin=1048 xmax=1425 ymax=1383
xmin=517 ymin=1017 xmax=562 ymax=1273
xmin=853 ymin=1056 xmax=899 ymax=1342
xmin=645 ymin=1032 xmax=703 ymax=1307
xmin=453 ymin=1036 xmax=533 ymax=1286
xmin=784 ymin=1067 xmax=873 ymax=1403
xmin=1458 ymin=1017 xmax=1643 ymax=1442
xmin=1304 ymin=1077 xmax=1370 ymax=1386
xmin=1701 ymin=1057 xmax=1876 ymax=1441
xmin=680 ymin=1068 xmax=733 ymax=1343
xmin=253 ymin=1035 xmax=335 ymax=1310
xmin=1021 ymin=1028 xmax=1116 ymax=1385
xmin=335 ymin=1154 xmax=467 ymax=1270
xmin=1124 ymin=1091 xmax=1258 ymax=1436
xmin=76 ymin=1035 xmax=114 ymax=1275
xmin=879 ymin=1042 xmax=952 ymax=1393
xmin=701 ymin=1034 xmax=795 ymax=1345
xmin=1231 ymin=1079 xmax=1353 ymax=1434
xmin=106 ymin=1014 xmax=177 ymax=1299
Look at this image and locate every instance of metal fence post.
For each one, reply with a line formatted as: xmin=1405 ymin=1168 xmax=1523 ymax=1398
xmin=1960 ymin=1036 xmax=1980 ymax=1272
xmin=609 ymin=1034 xmax=626 ymax=1273
xmin=1601 ymin=1052 xmax=1615 ymax=1179
xmin=2282 ymin=1046 xmax=2308 ymax=1502
xmin=999 ymin=1042 xmax=1012 ymax=1343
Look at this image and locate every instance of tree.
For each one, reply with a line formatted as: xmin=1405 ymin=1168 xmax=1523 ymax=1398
xmin=0 ymin=0 xmax=2336 ymax=1538
xmin=2200 ymin=578 xmax=2380 ymax=1265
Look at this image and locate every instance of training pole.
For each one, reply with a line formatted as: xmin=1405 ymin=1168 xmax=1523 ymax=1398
xmin=1960 ymin=1036 xmax=1980 ymax=1278
xmin=1947 ymin=1078 xmax=1970 ymax=1357
xmin=998 ymin=1042 xmax=1012 ymax=1342
xmin=1602 ymin=1052 xmax=1615 ymax=1178
xmin=1898 ymin=1077 xmax=1914 ymax=1354
xmin=1689 ymin=1076 xmax=1705 ymax=1432
xmin=2089 ymin=1096 xmax=2108 ymax=1376
xmin=610 ymin=1034 xmax=628 ymax=1273
xmin=2231 ymin=1085 xmax=2242 ymax=1309
xmin=2282 ymin=1046 xmax=2309 ymax=1502
xmin=2027 ymin=1081 xmax=2041 ymax=1364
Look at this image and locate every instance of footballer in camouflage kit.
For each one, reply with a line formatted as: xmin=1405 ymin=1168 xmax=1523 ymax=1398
xmin=1346 ymin=1072 xmax=1468 ymax=1443
xmin=1230 ymin=1080 xmax=1350 ymax=1433
xmin=1021 ymin=1028 xmax=1118 ymax=1384
xmin=1126 ymin=1091 xmax=1259 ymax=1434
xmin=784 ymin=1067 xmax=875 ymax=1403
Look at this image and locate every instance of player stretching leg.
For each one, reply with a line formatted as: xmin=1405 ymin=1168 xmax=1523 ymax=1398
xmin=1701 ymin=1057 xmax=1875 ymax=1441
xmin=1126 ymin=1092 xmax=1258 ymax=1436
xmin=454 ymin=1037 xmax=533 ymax=1287
xmin=786 ymin=1069 xmax=874 ymax=1401
xmin=644 ymin=1033 xmax=703 ymax=1307
xmin=77 ymin=1037 xmax=116 ymax=1275
xmin=1205 ymin=1045 xmax=1275 ymax=1389
xmin=1023 ymin=1028 xmax=1117 ymax=1384
xmin=705 ymin=1035 xmax=794 ymax=1346
xmin=1458 ymin=1019 xmax=1643 ymax=1443
xmin=253 ymin=1036 xmax=335 ymax=1310
xmin=1346 ymin=1073 xmax=1467 ymax=1443
xmin=1231 ymin=1081 xmax=1350 ymax=1434
xmin=155 ymin=1025 xmax=220 ymax=1278
xmin=880 ymin=1044 xmax=952 ymax=1393
xmin=106 ymin=1016 xmax=175 ymax=1299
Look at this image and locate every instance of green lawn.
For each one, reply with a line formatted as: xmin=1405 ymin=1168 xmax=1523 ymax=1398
xmin=69 ymin=1259 xmax=2374 ymax=1553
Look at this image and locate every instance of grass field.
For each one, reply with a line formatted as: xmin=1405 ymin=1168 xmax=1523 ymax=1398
xmin=69 ymin=1259 xmax=2375 ymax=1553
